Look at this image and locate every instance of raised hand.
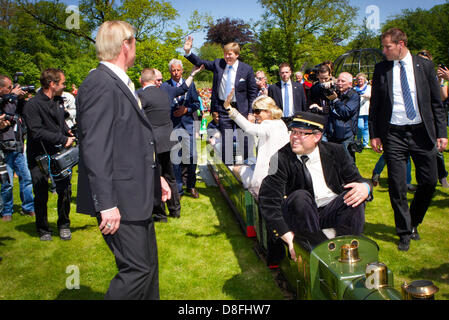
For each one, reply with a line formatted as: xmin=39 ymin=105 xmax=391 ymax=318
xmin=184 ymin=35 xmax=193 ymax=54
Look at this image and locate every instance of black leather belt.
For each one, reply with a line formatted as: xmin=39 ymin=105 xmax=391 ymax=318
xmin=218 ymin=99 xmax=237 ymax=108
xmin=389 ymin=123 xmax=424 ymax=131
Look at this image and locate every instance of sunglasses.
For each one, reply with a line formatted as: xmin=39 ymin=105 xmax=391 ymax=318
xmin=253 ymin=109 xmax=266 ymax=114
xmin=156 ymin=78 xmax=163 ymax=82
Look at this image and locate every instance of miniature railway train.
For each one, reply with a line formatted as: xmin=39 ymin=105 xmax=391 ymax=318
xmin=207 ymin=154 xmax=439 ymax=300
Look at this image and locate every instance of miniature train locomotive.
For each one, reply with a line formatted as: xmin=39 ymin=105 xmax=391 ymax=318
xmin=207 ymin=155 xmax=439 ymax=300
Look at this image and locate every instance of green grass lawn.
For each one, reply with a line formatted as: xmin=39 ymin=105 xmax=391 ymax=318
xmin=0 ymin=139 xmax=448 ymax=300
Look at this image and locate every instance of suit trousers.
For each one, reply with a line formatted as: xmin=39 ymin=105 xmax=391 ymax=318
xmin=383 ymin=124 xmax=437 ymax=239
xmin=153 ymin=151 xmax=180 ymax=218
xmin=30 ymin=165 xmax=71 ymax=236
xmin=283 ymin=189 xmax=365 ymax=250
xmin=172 ymin=129 xmax=197 ymax=193
xmin=218 ymin=113 xmax=254 ymax=165
xmin=99 ymin=217 xmax=159 ymax=300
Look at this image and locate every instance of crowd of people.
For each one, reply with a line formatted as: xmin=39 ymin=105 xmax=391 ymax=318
xmin=0 ymin=20 xmax=448 ymax=299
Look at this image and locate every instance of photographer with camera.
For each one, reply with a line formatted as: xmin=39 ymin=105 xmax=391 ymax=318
xmin=307 ymin=64 xmax=335 ymax=136
xmin=23 ymin=69 xmax=75 ymax=241
xmin=0 ymin=75 xmax=35 ymax=222
xmin=325 ymin=72 xmax=360 ymax=163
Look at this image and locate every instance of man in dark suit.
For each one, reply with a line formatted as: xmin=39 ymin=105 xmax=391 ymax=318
xmin=183 ymin=36 xmax=258 ymax=164
xmin=268 ymin=62 xmax=306 ymax=120
xmin=259 ymin=112 xmax=372 ymax=259
xmin=138 ymin=66 xmax=203 ymax=219
xmin=76 ymin=21 xmax=170 ymax=299
xmin=164 ymin=59 xmax=201 ymax=198
xmin=369 ymin=28 xmax=448 ymax=251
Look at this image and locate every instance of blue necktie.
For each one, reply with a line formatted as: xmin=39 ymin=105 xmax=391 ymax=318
xmin=225 ymin=65 xmax=233 ymax=98
xmin=284 ymin=82 xmax=290 ymax=117
xmin=399 ymin=61 xmax=416 ymax=120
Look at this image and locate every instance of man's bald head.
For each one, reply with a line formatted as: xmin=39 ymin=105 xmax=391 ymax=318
xmin=141 ymin=68 xmax=163 ymax=88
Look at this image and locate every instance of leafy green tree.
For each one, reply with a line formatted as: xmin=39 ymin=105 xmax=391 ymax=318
xmin=257 ymin=0 xmax=357 ymax=72
xmin=206 ymin=17 xmax=254 ymax=46
xmin=382 ymin=3 xmax=449 ymax=65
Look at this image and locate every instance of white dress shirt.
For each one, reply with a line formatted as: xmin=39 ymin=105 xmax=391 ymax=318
xmin=297 ymin=147 xmax=338 ymax=208
xmin=219 ymin=60 xmax=239 ymax=102
xmin=281 ymin=80 xmax=294 ymax=117
xmin=390 ymin=51 xmax=422 ymax=125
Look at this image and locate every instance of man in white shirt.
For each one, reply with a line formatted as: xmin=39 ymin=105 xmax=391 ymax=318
xmin=369 ymin=28 xmax=447 ymax=251
xmin=183 ymin=36 xmax=258 ymax=164
xmin=258 ymin=112 xmax=372 ymax=259
xmin=76 ymin=20 xmax=171 ymax=299
xmin=268 ymin=63 xmax=307 ymax=119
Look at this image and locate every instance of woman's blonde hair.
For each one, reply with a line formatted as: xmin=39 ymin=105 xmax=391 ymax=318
xmin=96 ymin=21 xmax=135 ymax=61
xmin=252 ymin=95 xmax=283 ymax=120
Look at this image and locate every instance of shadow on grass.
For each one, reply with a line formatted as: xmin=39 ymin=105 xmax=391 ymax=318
xmin=15 ymin=222 xmax=97 ymax=237
xmin=0 ymin=236 xmax=15 ymax=246
xmin=195 ymin=176 xmax=283 ymax=300
xmin=363 ymin=222 xmax=397 ymax=244
xmin=56 ymin=285 xmax=104 ymax=300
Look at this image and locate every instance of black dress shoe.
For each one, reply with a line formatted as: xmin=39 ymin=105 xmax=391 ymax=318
xmin=398 ymin=237 xmax=410 ymax=251
xmin=187 ymin=188 xmax=199 ymax=199
xmin=411 ymin=227 xmax=421 ymax=240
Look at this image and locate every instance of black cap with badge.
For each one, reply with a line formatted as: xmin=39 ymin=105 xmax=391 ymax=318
xmin=288 ymin=112 xmax=325 ymax=132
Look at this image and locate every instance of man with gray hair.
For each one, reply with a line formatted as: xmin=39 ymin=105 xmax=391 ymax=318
xmin=76 ymin=20 xmax=171 ymax=299
xmin=324 ymin=72 xmax=360 ymax=162
xmin=163 ymin=58 xmax=201 ymax=198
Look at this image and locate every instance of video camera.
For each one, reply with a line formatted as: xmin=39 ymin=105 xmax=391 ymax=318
xmin=35 ymin=141 xmax=79 ymax=181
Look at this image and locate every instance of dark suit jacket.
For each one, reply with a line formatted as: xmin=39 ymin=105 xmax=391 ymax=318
xmin=369 ymin=55 xmax=447 ymax=143
xmin=75 ymin=63 xmax=161 ymax=221
xmin=258 ymin=141 xmax=372 ymax=240
xmin=23 ymin=90 xmax=71 ymax=169
xmin=138 ymin=85 xmax=186 ymax=154
xmin=268 ymin=81 xmax=306 ymax=114
xmin=185 ymin=53 xmax=258 ymax=117
xmin=163 ymin=79 xmax=199 ymax=135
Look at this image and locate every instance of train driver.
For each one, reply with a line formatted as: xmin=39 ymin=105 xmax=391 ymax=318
xmin=258 ymin=112 xmax=373 ymax=260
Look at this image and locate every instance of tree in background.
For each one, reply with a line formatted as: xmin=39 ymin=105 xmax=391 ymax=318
xmin=1 ymin=0 xmax=211 ymax=88
xmin=347 ymin=18 xmax=381 ymax=51
xmin=381 ymin=3 xmax=449 ymax=66
xmin=206 ymin=17 xmax=254 ymax=46
xmin=256 ymin=0 xmax=357 ymax=76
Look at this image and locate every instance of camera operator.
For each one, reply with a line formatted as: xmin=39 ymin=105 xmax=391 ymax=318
xmin=325 ymin=72 xmax=360 ymax=163
xmin=0 ymin=75 xmax=35 ymax=222
xmin=23 ymin=69 xmax=75 ymax=241
xmin=307 ymin=64 xmax=334 ymax=135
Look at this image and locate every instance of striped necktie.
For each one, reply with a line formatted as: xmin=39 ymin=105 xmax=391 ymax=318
xmin=399 ymin=60 xmax=416 ymax=120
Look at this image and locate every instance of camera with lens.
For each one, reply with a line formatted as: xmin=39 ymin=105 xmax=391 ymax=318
xmin=1 ymin=111 xmax=20 ymax=124
xmin=347 ymin=139 xmax=364 ymax=154
xmin=320 ymin=80 xmax=336 ymax=97
xmin=13 ymin=72 xmax=35 ymax=93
